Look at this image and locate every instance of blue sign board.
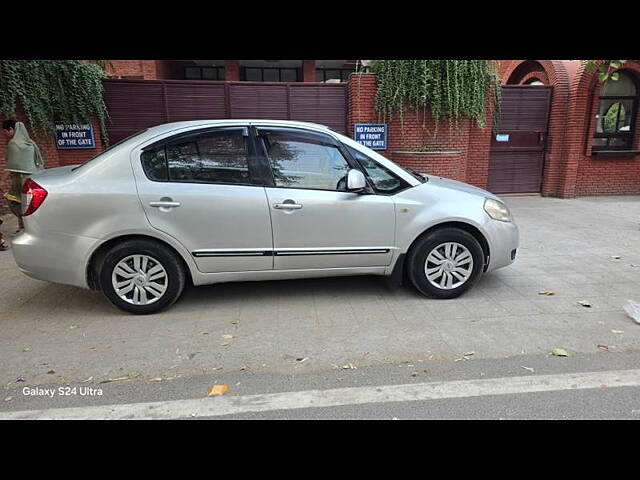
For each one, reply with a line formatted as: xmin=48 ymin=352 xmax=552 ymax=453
xmin=495 ymin=134 xmax=510 ymax=142
xmin=354 ymin=123 xmax=387 ymax=150
xmin=54 ymin=122 xmax=96 ymax=150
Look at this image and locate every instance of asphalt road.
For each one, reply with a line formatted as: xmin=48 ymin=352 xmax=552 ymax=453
xmin=3 ymin=351 xmax=640 ymax=419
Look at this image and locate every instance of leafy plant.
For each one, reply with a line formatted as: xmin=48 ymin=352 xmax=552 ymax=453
xmin=369 ymin=60 xmax=501 ymax=133
xmin=0 ymin=60 xmax=108 ymax=139
xmin=584 ymin=60 xmax=627 ymax=83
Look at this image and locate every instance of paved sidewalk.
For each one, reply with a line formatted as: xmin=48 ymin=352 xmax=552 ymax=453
xmin=1 ymin=195 xmax=640 ymax=388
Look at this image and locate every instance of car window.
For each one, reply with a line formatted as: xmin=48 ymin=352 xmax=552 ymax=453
xmin=141 ymin=148 xmax=168 ymax=181
xmin=346 ymin=146 xmax=409 ymax=194
xmin=262 ymin=132 xmax=350 ymax=191
xmin=165 ymin=129 xmax=250 ymax=184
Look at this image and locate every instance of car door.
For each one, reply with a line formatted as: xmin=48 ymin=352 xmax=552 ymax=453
xmin=132 ymin=125 xmax=274 ymax=273
xmin=256 ymin=126 xmax=396 ymax=270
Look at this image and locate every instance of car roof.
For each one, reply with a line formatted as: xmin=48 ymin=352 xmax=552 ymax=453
xmin=143 ymin=119 xmax=334 ymax=137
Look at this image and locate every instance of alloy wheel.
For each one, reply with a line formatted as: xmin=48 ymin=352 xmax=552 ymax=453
xmin=424 ymin=242 xmax=474 ymax=290
xmin=111 ymin=254 xmax=168 ymax=305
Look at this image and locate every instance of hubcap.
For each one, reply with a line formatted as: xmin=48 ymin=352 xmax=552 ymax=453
xmin=424 ymin=242 xmax=474 ymax=290
xmin=112 ymin=254 xmax=168 ymax=305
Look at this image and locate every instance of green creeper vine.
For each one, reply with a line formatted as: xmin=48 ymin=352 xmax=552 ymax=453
xmin=0 ymin=60 xmax=108 ymax=140
xmin=370 ymin=60 xmax=501 ymax=134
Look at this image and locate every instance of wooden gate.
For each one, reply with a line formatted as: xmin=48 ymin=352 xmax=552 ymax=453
xmin=103 ymin=79 xmax=348 ymax=144
xmin=487 ymin=85 xmax=552 ymax=194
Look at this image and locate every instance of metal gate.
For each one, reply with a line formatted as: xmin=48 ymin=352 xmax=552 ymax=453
xmin=487 ymin=85 xmax=552 ymax=194
xmin=103 ymin=79 xmax=348 ymax=144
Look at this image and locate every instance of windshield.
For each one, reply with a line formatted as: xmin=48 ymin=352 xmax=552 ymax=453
xmin=72 ymin=129 xmax=149 ymax=171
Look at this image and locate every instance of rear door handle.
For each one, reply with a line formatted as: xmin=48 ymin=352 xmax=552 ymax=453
xmin=149 ymin=201 xmax=181 ymax=208
xmin=273 ymin=203 xmax=303 ymax=210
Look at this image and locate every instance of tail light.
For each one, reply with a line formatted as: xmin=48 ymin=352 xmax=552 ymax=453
xmin=21 ymin=178 xmax=48 ymax=216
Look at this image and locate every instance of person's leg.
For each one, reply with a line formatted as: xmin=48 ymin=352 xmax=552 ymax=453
xmin=0 ymin=218 xmax=7 ymax=250
xmin=7 ymin=173 xmax=24 ymax=231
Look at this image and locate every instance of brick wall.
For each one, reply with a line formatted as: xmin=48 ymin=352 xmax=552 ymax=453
xmin=502 ymin=60 xmax=640 ymax=197
xmin=105 ymin=60 xmax=159 ymax=79
xmin=573 ymin=62 xmax=640 ymax=196
xmin=347 ymin=73 xmax=493 ymax=187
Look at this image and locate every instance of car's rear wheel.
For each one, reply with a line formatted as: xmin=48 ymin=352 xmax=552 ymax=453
xmin=406 ymin=227 xmax=484 ymax=299
xmin=99 ymin=239 xmax=186 ymax=314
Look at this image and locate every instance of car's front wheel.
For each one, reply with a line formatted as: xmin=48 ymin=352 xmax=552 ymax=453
xmin=99 ymin=239 xmax=187 ymax=314
xmin=406 ymin=227 xmax=484 ymax=299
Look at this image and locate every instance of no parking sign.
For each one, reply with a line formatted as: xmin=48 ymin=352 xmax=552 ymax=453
xmin=354 ymin=123 xmax=387 ymax=150
xmin=54 ymin=122 xmax=96 ymax=150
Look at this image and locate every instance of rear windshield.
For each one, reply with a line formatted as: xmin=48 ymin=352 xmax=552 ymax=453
xmin=72 ymin=129 xmax=149 ymax=171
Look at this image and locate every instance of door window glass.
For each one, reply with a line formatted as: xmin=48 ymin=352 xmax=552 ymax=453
xmin=263 ymin=132 xmax=350 ymax=191
xmin=166 ymin=130 xmax=250 ymax=184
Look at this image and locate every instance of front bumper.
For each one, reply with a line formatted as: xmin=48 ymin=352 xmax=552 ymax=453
xmin=11 ymin=230 xmax=97 ymax=289
xmin=484 ymin=219 xmax=519 ymax=272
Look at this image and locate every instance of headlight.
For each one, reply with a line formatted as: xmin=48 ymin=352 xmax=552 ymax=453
xmin=484 ymin=198 xmax=512 ymax=222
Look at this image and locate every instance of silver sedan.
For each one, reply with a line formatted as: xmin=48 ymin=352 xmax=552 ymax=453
xmin=12 ymin=120 xmax=518 ymax=314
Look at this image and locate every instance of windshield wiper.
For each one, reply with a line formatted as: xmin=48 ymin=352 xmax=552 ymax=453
xmin=406 ymin=168 xmax=427 ymax=183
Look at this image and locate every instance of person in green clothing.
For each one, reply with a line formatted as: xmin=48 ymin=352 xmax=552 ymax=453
xmin=2 ymin=119 xmax=44 ymax=248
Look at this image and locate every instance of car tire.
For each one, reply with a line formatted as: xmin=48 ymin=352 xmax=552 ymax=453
xmin=99 ymin=239 xmax=187 ymax=314
xmin=406 ymin=227 xmax=484 ymax=299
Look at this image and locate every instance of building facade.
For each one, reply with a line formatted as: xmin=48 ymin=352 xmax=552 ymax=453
xmin=1 ymin=59 xmax=639 ymax=215
xmin=104 ymin=60 xmax=358 ymax=83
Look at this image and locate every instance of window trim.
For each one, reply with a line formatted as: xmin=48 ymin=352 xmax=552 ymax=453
xmin=592 ymin=71 xmax=639 ymax=152
xmin=139 ymin=126 xmax=264 ymax=187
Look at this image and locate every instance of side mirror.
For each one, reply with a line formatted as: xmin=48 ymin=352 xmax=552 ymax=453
xmin=347 ymin=169 xmax=367 ymax=192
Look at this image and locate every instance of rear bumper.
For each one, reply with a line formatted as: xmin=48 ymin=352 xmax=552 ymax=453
xmin=11 ymin=230 xmax=96 ymax=289
xmin=485 ymin=219 xmax=519 ymax=272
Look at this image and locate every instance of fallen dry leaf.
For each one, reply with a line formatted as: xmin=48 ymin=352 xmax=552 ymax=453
xmin=538 ymin=291 xmax=555 ymax=296
xmin=206 ymin=384 xmax=228 ymax=396
xmin=611 ymin=329 xmax=624 ymax=334
xmin=577 ymin=300 xmax=591 ymax=308
xmin=521 ymin=366 xmax=535 ymax=373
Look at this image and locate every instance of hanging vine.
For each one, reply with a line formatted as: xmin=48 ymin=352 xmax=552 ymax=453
xmin=0 ymin=60 xmax=108 ymax=139
xmin=370 ymin=60 xmax=501 ymax=134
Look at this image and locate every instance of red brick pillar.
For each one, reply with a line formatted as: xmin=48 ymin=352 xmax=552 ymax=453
xmin=302 ymin=60 xmax=316 ymax=82
xmin=464 ymin=95 xmax=496 ymax=189
xmin=347 ymin=73 xmax=377 ymax=138
xmin=140 ymin=61 xmax=158 ymax=79
xmin=225 ymin=60 xmax=240 ymax=81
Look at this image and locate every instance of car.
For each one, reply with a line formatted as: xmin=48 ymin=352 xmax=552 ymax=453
xmin=11 ymin=120 xmax=519 ymax=314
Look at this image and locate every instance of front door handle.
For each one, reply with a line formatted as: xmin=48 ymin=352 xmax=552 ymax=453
xmin=149 ymin=200 xmax=181 ymax=208
xmin=273 ymin=202 xmax=303 ymax=210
